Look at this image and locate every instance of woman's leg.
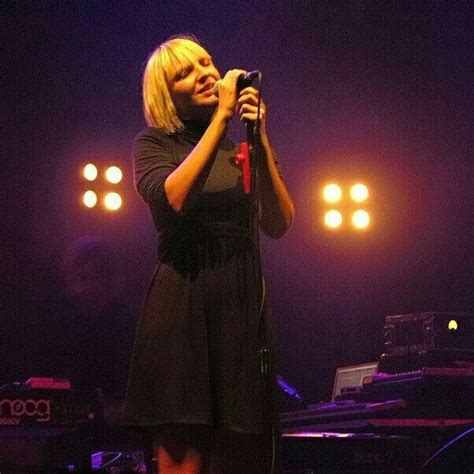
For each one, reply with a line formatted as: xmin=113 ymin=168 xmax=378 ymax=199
xmin=153 ymin=425 xmax=211 ymax=474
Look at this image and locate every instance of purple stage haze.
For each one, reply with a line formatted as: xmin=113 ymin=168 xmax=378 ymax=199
xmin=1 ymin=1 xmax=473 ymax=403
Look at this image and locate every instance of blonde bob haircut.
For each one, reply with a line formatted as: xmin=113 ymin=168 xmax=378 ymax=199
xmin=142 ymin=35 xmax=209 ymax=133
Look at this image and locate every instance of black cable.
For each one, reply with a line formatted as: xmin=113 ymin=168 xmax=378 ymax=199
xmin=422 ymin=427 xmax=474 ymax=471
xmin=245 ymin=72 xmax=277 ymax=474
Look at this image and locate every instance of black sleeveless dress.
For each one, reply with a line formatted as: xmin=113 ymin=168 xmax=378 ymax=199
xmin=123 ymin=123 xmax=276 ymax=434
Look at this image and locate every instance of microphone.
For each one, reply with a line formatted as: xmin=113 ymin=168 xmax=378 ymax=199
xmin=212 ymin=70 xmax=260 ymax=96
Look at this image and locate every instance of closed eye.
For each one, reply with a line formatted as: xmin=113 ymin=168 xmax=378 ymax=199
xmin=175 ymin=66 xmax=192 ymax=80
xmin=200 ymin=56 xmax=213 ymax=67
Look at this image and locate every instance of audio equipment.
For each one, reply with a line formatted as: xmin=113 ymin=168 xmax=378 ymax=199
xmin=381 ymin=312 xmax=474 ymax=372
xmin=0 ymin=388 xmax=97 ymax=428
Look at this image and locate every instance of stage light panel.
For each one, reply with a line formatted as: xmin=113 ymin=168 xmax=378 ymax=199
xmin=323 ymin=184 xmax=342 ymax=203
xmin=320 ymin=180 xmax=372 ymax=233
xmin=83 ymin=190 xmax=98 ymax=208
xmin=104 ymin=192 xmax=122 ymax=211
xmin=83 ymin=163 xmax=98 ymax=181
xmin=80 ymin=163 xmax=125 ymax=212
xmin=105 ymin=166 xmax=123 ymax=184
xmin=324 ymin=210 xmax=343 ymax=229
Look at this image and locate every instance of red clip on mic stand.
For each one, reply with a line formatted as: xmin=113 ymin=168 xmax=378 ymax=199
xmin=235 ymin=125 xmax=260 ymax=298
xmin=235 ymin=142 xmax=251 ymax=194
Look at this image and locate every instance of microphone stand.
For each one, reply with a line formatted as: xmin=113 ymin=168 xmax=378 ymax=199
xmin=246 ymin=118 xmax=263 ymax=322
xmin=244 ymin=85 xmax=277 ymax=474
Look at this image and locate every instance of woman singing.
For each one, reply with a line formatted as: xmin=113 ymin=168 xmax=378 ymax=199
xmin=123 ymin=34 xmax=295 ymax=473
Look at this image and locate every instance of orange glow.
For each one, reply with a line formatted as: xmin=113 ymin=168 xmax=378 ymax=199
xmin=323 ymin=184 xmax=342 ymax=203
xmin=83 ymin=163 xmax=98 ymax=181
xmin=83 ymin=190 xmax=97 ymax=208
xmin=324 ymin=210 xmax=343 ymax=229
xmin=352 ymin=210 xmax=370 ymax=229
xmin=105 ymin=166 xmax=123 ymax=184
xmin=104 ymin=192 xmax=122 ymax=211
xmin=350 ymin=183 xmax=369 ymax=202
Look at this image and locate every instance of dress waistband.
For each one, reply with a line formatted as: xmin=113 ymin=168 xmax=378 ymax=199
xmin=198 ymin=221 xmax=249 ymax=239
xmin=160 ymin=222 xmax=251 ymax=274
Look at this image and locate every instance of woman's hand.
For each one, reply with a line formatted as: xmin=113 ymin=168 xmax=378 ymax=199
xmin=237 ymin=87 xmax=266 ymax=131
xmin=236 ymin=87 xmax=295 ymax=237
xmin=215 ymin=69 xmax=246 ymax=122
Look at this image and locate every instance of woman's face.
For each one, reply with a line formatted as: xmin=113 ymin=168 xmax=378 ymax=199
xmin=169 ymin=44 xmax=221 ymax=121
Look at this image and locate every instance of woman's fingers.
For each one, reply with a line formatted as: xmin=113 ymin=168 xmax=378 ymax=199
xmin=217 ymin=73 xmax=265 ymax=123
xmin=239 ymin=101 xmax=266 ymax=122
xmin=220 ymin=69 xmax=246 ymax=93
xmin=237 ymin=86 xmax=265 ymax=122
xmin=217 ymin=69 xmax=247 ymax=118
xmin=237 ymin=87 xmax=260 ymax=107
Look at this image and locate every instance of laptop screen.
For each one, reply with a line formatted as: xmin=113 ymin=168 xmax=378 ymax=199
xmin=331 ymin=362 xmax=379 ymax=401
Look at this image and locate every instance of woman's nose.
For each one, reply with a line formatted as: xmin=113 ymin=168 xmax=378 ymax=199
xmin=196 ymin=64 xmax=210 ymax=81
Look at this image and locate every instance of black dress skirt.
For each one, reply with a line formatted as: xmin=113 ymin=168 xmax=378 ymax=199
xmin=122 ymin=123 xmax=277 ymax=435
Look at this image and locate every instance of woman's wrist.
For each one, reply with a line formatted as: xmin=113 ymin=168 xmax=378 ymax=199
xmin=213 ymin=108 xmax=234 ymax=125
xmin=258 ymin=124 xmax=269 ymax=144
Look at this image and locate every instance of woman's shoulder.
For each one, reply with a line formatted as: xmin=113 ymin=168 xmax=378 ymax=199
xmin=132 ymin=127 xmax=179 ymax=159
xmin=134 ymin=126 xmax=174 ymax=144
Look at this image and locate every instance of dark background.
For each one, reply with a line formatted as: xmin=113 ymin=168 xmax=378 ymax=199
xmin=1 ymin=1 xmax=473 ymax=403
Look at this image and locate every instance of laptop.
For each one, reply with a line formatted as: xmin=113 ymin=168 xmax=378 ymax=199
xmin=331 ymin=362 xmax=379 ymax=401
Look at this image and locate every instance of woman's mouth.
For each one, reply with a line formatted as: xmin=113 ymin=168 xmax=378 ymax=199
xmin=199 ymin=83 xmax=215 ymax=95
